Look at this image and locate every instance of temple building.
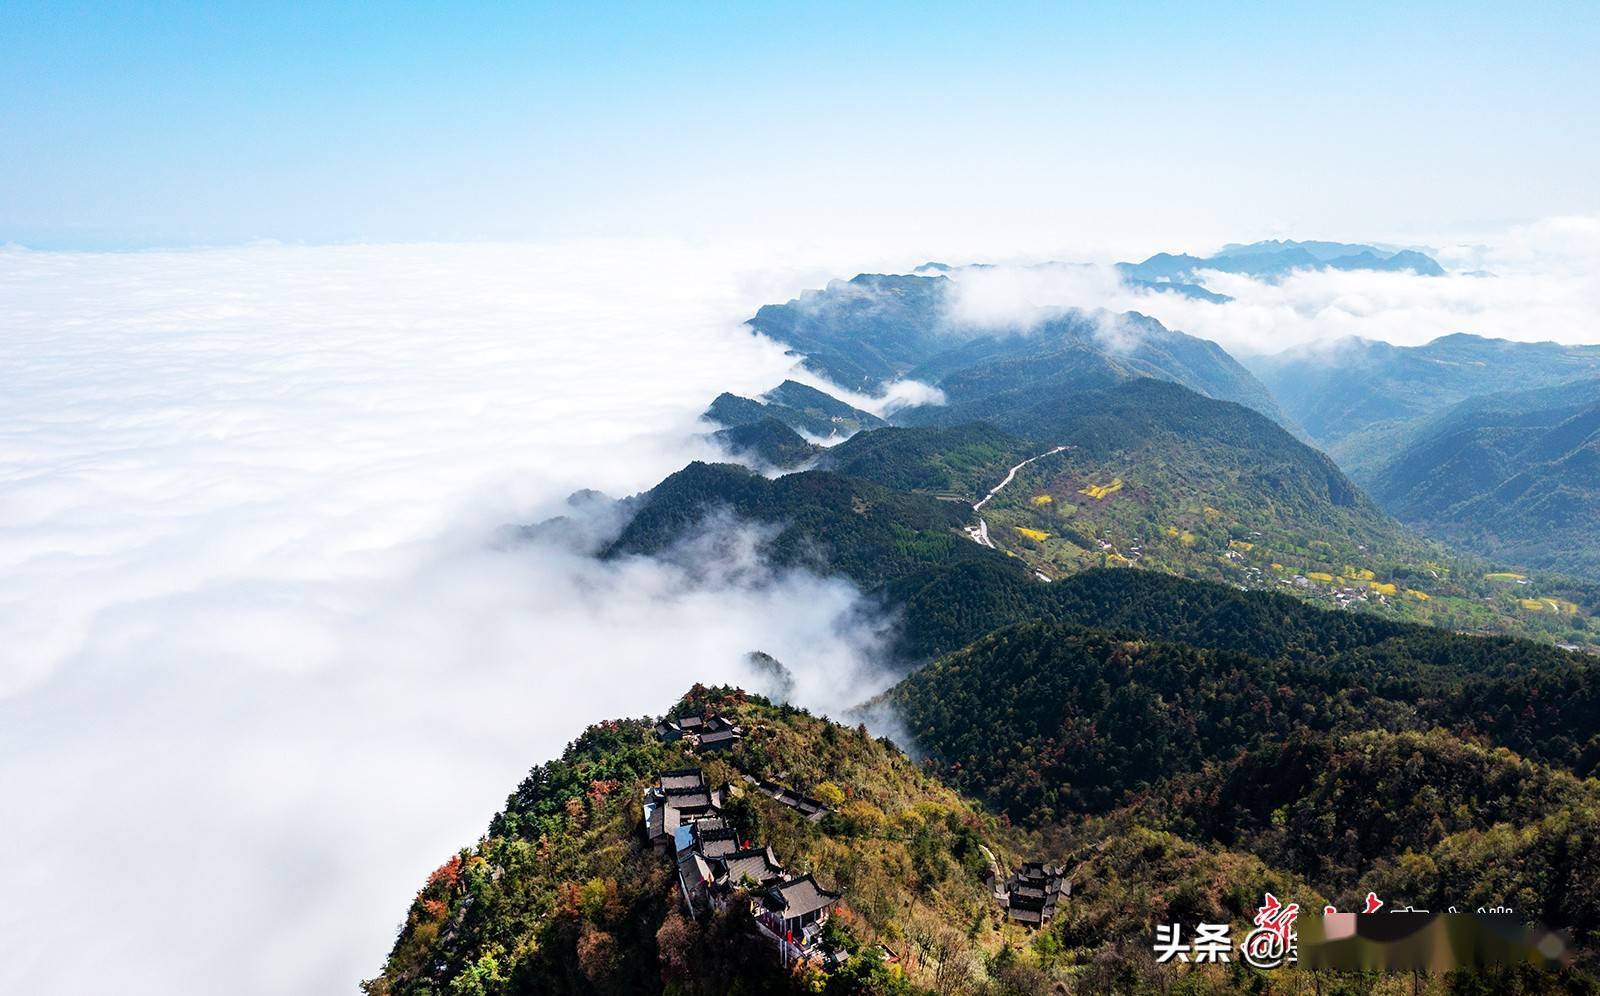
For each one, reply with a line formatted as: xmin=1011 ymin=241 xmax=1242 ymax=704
xmin=655 ymin=713 xmax=745 ymax=752
xmin=641 ymin=768 xmax=727 ymax=854
xmin=745 ymin=776 xmax=830 ymax=821
xmin=648 ymin=766 xmax=843 ymax=966
xmin=755 ymin=874 xmax=843 ymax=956
xmin=996 ymin=861 xmax=1071 ymax=926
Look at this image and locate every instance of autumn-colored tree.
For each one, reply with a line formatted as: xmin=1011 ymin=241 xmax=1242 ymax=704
xmin=814 ymin=781 xmax=846 ymax=807
xmin=586 ymin=778 xmax=619 ymax=806
xmin=578 ymin=876 xmax=623 ymax=922
xmin=425 ymin=853 xmax=463 ymax=893
xmin=575 ymin=923 xmax=619 ymax=989
xmin=654 ymin=903 xmax=697 ymax=985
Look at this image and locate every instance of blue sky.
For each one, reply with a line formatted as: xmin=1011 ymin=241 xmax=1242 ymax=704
xmin=3 ymin=1 xmax=1597 ymax=249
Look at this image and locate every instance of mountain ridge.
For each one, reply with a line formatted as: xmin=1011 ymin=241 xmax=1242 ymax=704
xmin=746 ymin=272 xmax=1290 ymax=426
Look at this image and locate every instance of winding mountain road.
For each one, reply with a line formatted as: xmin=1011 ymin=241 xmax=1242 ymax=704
xmin=967 ymin=445 xmax=1067 ymax=552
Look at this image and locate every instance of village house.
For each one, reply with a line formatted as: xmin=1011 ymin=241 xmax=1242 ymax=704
xmin=996 ymin=861 xmax=1071 ymax=926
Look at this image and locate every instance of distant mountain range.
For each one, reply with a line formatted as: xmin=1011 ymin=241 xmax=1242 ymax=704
xmin=746 ymin=272 xmax=1288 ymax=423
xmin=1246 ymin=333 xmax=1600 ymax=579
xmin=1248 ymin=333 xmax=1600 ymax=467
xmin=1118 ymin=238 xmax=1445 ymax=286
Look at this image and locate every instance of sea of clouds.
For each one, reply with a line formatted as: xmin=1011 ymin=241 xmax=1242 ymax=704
xmin=938 ymin=214 xmax=1600 ymax=355
xmin=4 ymin=218 xmax=1598 ymax=996
xmin=0 ymin=240 xmax=942 ymax=996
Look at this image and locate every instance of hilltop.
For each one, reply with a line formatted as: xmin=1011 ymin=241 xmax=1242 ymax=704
xmin=709 ymin=419 xmax=822 ymax=470
xmin=704 ymin=379 xmax=887 ymax=440
xmin=362 ymin=687 xmax=1332 ymax=996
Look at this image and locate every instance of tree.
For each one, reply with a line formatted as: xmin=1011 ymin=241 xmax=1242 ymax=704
xmin=448 ymin=953 xmax=504 ymax=996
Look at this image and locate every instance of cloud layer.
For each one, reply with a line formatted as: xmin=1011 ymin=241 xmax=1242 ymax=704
xmin=0 ymin=242 xmax=907 ymax=995
xmin=933 ymin=215 xmax=1600 ymax=356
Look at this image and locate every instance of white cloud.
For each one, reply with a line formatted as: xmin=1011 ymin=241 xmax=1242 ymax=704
xmin=0 ymin=242 xmax=907 ymax=996
xmin=926 ymin=216 xmax=1600 ymax=357
xmin=874 ymin=378 xmax=947 ymax=414
xmin=1149 ymin=262 xmax=1600 ymax=356
xmin=1156 ymin=216 xmax=1600 ymax=354
xmin=941 ymin=261 xmax=1130 ymax=331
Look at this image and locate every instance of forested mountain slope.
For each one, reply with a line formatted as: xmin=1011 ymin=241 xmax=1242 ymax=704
xmin=602 ymin=462 xmax=1002 ymax=590
xmin=747 ymin=272 xmax=1286 ymax=424
xmin=1247 ymin=333 xmax=1600 ymax=480
xmin=369 ymin=665 xmax=1599 ymax=994
xmin=364 ymin=687 xmax=1326 ymax=996
xmin=862 ymin=378 xmax=1593 ymax=644
xmin=886 ymin=622 xmax=1600 ymax=954
xmin=816 ymin=423 xmax=1034 ymax=499
xmin=705 ymin=379 xmax=886 ymax=439
xmin=1369 ymin=377 xmax=1600 ymax=580
xmin=710 ymin=418 xmax=822 ymax=470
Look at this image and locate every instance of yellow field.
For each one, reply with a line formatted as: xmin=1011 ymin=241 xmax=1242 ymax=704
xmin=1079 ymin=478 xmax=1124 ymax=500
xmin=1179 ymin=531 xmax=1197 ymax=547
xmin=1368 ymin=581 xmax=1397 ymax=596
xmin=1016 ymin=527 xmax=1050 ymax=541
xmin=1271 ymin=562 xmax=1285 ymax=571
xmin=1030 ymin=494 xmax=1053 ymax=506
xmin=1229 ymin=540 xmax=1254 ymax=551
xmin=1307 ymin=572 xmax=1336 ymax=583
xmin=1202 ymin=506 xmax=1224 ymax=521
xmin=1344 ymin=566 xmax=1376 ymax=582
xmin=1486 ymin=572 xmax=1528 ymax=583
xmin=1164 ymin=526 xmax=1179 ymax=537
xmin=1105 ymin=552 xmax=1132 ymax=567
xmin=1406 ymin=590 xmax=1431 ymax=601
xmin=1520 ymin=597 xmax=1580 ymax=615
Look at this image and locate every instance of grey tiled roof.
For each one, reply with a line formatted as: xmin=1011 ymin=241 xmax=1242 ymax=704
xmin=717 ymin=846 xmax=785 ymax=887
xmin=766 ymin=875 xmax=840 ymax=919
